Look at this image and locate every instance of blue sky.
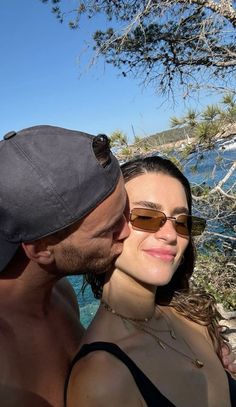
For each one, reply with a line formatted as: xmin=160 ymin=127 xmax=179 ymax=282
xmin=0 ymin=1 xmax=225 ymax=142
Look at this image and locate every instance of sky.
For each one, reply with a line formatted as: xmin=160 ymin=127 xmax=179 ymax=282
xmin=0 ymin=0 xmax=225 ymax=142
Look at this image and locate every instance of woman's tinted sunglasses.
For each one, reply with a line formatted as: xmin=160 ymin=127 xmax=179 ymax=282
xmin=129 ymin=208 xmax=206 ymax=236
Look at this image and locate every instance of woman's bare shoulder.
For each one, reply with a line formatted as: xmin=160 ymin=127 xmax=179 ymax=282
xmin=67 ymin=347 xmax=143 ymax=406
xmin=163 ymin=305 xmax=215 ymax=347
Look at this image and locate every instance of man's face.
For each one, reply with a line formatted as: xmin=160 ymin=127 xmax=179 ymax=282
xmin=53 ymin=176 xmax=130 ymax=275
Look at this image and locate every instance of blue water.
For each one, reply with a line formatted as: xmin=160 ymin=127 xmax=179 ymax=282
xmin=68 ymin=275 xmax=99 ymax=328
xmin=70 ymin=145 xmax=235 ymax=327
xmin=182 ymin=147 xmax=234 ymax=187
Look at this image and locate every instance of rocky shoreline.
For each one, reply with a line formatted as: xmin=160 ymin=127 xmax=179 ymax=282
xmin=218 ymin=304 xmax=236 ymax=350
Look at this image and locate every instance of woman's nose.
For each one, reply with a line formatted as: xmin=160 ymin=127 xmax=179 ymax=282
xmin=154 ymin=218 xmax=178 ymax=242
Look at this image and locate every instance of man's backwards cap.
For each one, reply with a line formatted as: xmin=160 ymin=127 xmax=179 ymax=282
xmin=0 ymin=125 xmax=121 ymax=272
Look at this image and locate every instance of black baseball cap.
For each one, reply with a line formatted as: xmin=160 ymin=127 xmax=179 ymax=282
xmin=0 ymin=125 xmax=121 ymax=272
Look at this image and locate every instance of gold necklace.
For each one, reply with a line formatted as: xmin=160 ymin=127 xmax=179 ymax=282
xmin=127 ymin=319 xmax=204 ymax=368
xmin=140 ymin=308 xmax=177 ymax=340
xmin=101 ymin=300 xmax=154 ymax=322
xmin=101 ymin=300 xmax=204 ymax=369
xmin=101 ymin=300 xmax=176 ymax=338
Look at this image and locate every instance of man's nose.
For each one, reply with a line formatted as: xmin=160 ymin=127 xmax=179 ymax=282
xmin=115 ymin=214 xmax=130 ymax=240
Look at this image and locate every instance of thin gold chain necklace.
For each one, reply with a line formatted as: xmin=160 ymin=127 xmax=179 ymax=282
xmin=101 ymin=300 xmax=177 ymax=337
xmin=101 ymin=300 xmax=154 ymax=322
xmin=101 ymin=300 xmax=204 ymax=369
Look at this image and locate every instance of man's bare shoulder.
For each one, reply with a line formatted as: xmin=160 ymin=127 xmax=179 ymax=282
xmin=55 ymin=278 xmax=80 ymax=315
xmin=54 ymin=278 xmax=85 ymax=340
xmin=67 ymin=347 xmax=142 ymax=406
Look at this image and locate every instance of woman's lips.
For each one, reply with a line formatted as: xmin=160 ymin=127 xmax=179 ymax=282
xmin=143 ymin=248 xmax=176 ymax=262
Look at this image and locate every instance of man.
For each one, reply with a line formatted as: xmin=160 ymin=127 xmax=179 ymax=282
xmin=0 ymin=125 xmax=129 ymax=406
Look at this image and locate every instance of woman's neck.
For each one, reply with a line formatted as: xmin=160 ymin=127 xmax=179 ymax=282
xmin=102 ymin=268 xmax=156 ymax=321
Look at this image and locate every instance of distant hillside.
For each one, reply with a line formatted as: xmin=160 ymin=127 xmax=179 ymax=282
xmin=136 ymin=121 xmax=236 ymax=148
xmin=135 ymin=126 xmax=192 ymax=147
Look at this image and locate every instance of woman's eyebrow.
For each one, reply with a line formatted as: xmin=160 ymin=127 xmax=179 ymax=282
xmin=173 ymin=207 xmax=189 ymax=215
xmin=132 ymin=201 xmax=189 ymax=215
xmin=132 ymin=201 xmax=162 ymax=210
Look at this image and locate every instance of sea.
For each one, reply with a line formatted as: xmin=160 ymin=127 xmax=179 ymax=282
xmin=69 ymin=138 xmax=236 ymax=328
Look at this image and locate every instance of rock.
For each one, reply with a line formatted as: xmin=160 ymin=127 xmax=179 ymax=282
xmin=220 ymin=319 xmax=236 ymax=350
xmin=217 ymin=304 xmax=236 ymax=320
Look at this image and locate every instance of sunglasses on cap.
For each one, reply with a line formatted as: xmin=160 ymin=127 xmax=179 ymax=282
xmin=129 ymin=208 xmax=206 ymax=236
xmin=92 ymin=134 xmax=111 ymax=168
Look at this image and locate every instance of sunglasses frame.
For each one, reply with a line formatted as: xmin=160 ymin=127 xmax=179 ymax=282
xmin=92 ymin=134 xmax=112 ymax=168
xmin=129 ymin=208 xmax=206 ymax=236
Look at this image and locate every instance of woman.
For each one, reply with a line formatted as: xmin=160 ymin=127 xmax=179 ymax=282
xmin=66 ymin=156 xmax=235 ymax=406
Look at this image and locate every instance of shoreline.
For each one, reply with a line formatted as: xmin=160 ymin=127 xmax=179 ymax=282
xmin=114 ymin=133 xmax=236 ymax=162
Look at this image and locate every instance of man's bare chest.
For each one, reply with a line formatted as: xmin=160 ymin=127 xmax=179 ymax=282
xmin=0 ymin=313 xmax=82 ymax=406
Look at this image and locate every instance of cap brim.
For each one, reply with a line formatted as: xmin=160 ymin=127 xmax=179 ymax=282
xmin=0 ymin=237 xmax=20 ymax=272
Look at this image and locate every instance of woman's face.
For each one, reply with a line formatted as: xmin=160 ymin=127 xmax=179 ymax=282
xmin=115 ymin=172 xmax=190 ymax=287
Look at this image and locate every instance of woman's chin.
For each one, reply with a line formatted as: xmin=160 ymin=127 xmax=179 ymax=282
xmin=139 ymin=270 xmax=175 ymax=288
xmin=156 ymin=268 xmax=178 ymax=285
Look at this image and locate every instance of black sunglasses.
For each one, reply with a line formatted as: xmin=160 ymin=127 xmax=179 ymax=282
xmin=129 ymin=208 xmax=206 ymax=236
xmin=92 ymin=134 xmax=111 ymax=168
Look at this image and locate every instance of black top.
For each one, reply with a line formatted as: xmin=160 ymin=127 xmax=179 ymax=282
xmin=226 ymin=371 xmax=236 ymax=407
xmin=64 ymin=341 xmax=175 ymax=406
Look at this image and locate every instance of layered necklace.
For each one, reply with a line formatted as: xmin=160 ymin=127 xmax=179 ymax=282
xmin=101 ymin=300 xmax=204 ymax=369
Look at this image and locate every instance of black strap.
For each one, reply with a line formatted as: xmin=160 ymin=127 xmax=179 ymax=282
xmin=226 ymin=371 xmax=236 ymax=407
xmin=64 ymin=341 xmax=175 ymax=407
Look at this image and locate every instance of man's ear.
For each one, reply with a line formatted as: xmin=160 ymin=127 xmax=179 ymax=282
xmin=22 ymin=239 xmax=55 ymax=265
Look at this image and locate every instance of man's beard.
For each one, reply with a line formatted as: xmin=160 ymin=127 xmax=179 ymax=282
xmin=58 ymin=244 xmax=117 ymax=276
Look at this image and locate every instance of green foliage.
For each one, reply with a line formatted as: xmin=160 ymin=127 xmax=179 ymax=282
xmin=141 ymin=140 xmax=151 ymax=152
xmin=184 ymin=109 xmax=199 ymax=129
xmin=221 ymin=93 xmax=236 ymax=109
xmin=192 ymin=253 xmax=236 ymax=311
xmin=201 ymin=105 xmax=221 ymax=122
xmin=161 ymin=146 xmax=174 ymax=155
xmin=170 ymin=116 xmax=184 ymax=128
xmin=215 ymin=155 xmax=223 ymax=164
xmin=120 ymin=146 xmax=133 ymax=157
xmin=189 ymin=164 xmax=198 ymax=174
xmin=109 ymin=130 xmax=128 ymax=148
xmin=191 ymin=184 xmax=210 ymax=197
xmin=195 ymin=121 xmax=220 ymax=144
xmin=170 ymin=95 xmax=236 ymax=150
xmin=180 ymin=144 xmax=196 ymax=159
xmin=170 ymin=109 xmax=199 ymax=130
xmin=133 ymin=135 xmax=142 ymax=144
xmin=220 ymin=93 xmax=236 ymax=124
xmin=167 ymin=156 xmax=183 ymax=172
